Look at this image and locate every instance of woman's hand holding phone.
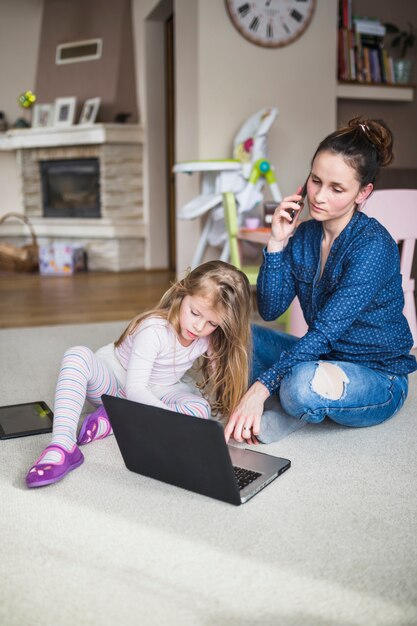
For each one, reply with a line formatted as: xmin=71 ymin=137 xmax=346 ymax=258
xmin=267 ymin=184 xmax=306 ymax=253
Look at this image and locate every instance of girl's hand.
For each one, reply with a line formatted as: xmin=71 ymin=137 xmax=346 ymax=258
xmin=224 ymin=381 xmax=270 ymax=445
xmin=268 ymin=186 xmax=304 ymax=253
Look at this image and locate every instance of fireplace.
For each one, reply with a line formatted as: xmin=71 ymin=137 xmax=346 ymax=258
xmin=40 ymin=158 xmax=100 ymax=218
xmin=3 ymin=124 xmax=145 ymax=271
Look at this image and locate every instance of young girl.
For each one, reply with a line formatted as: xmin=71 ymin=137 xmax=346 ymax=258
xmin=225 ymin=116 xmax=417 ymax=444
xmin=26 ymin=260 xmax=252 ymax=488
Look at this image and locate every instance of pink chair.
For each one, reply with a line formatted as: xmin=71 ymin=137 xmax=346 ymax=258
xmin=289 ymin=294 xmax=308 ymax=338
xmin=362 ymin=189 xmax=417 ymax=347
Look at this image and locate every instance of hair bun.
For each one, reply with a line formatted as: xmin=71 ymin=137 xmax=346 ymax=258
xmin=348 ymin=116 xmax=394 ymax=167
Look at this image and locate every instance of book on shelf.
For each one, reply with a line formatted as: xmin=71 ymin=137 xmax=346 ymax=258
xmin=338 ymin=0 xmax=352 ymax=29
xmin=337 ymin=14 xmax=396 ymax=85
xmin=369 ymin=48 xmax=382 ymax=83
xmin=353 ymin=17 xmax=386 ymax=37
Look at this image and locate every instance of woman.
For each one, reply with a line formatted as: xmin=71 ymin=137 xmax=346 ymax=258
xmin=225 ymin=116 xmax=417 ymax=444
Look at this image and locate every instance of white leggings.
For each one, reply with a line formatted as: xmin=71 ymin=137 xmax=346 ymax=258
xmin=50 ymin=344 xmax=211 ymax=450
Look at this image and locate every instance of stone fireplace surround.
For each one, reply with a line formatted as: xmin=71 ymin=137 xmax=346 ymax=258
xmin=0 ymin=124 xmax=144 ymax=271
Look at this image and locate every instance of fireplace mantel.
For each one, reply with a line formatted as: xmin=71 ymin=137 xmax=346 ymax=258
xmin=0 ymin=123 xmax=143 ymax=151
xmin=0 ymin=123 xmax=146 ymax=271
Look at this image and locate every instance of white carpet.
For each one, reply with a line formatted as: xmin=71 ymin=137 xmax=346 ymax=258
xmin=1 ymin=321 xmax=417 ymax=626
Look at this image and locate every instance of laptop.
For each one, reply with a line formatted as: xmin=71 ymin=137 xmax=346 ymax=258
xmin=102 ymin=394 xmax=291 ymax=506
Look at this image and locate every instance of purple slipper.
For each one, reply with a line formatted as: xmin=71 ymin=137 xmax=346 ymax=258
xmin=77 ymin=405 xmax=112 ymax=446
xmin=26 ymin=444 xmax=84 ymax=488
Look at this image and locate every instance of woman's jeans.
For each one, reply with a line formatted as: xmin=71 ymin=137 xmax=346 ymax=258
xmin=251 ymin=324 xmax=409 ymax=443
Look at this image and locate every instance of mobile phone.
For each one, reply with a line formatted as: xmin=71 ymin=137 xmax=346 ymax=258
xmin=0 ymin=401 xmax=53 ymax=440
xmin=286 ymin=178 xmax=308 ymax=222
xmin=264 ymin=178 xmax=308 ymax=225
xmin=298 ymin=179 xmax=308 ymax=204
xmin=264 ymin=200 xmax=300 ymax=224
xmin=264 ymin=179 xmax=308 ymax=225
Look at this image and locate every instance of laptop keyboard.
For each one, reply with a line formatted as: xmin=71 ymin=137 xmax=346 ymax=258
xmin=233 ymin=466 xmax=262 ymax=490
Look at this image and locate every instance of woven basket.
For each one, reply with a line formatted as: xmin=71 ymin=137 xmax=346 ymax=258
xmin=0 ymin=212 xmax=39 ymax=272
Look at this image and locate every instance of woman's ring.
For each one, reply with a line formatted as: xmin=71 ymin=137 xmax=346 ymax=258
xmin=243 ymin=425 xmax=251 ymax=431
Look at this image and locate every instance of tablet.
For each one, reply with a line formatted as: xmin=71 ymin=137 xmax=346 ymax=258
xmin=0 ymin=401 xmax=53 ymax=440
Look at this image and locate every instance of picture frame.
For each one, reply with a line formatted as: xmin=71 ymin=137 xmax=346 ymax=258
xmin=78 ymin=97 xmax=101 ymax=125
xmin=32 ymin=103 xmax=54 ymax=128
xmin=53 ymin=97 xmax=77 ymax=127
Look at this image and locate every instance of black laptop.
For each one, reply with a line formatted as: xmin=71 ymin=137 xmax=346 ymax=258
xmin=102 ymin=394 xmax=290 ymax=505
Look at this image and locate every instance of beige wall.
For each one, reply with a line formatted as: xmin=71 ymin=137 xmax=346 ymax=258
xmin=137 ymin=0 xmax=338 ymax=274
xmin=0 ymin=0 xmax=43 ymax=127
xmin=0 ymin=153 xmax=23 ymax=213
xmin=0 ymin=0 xmax=43 ymax=213
xmin=197 ymin=1 xmax=337 ymax=193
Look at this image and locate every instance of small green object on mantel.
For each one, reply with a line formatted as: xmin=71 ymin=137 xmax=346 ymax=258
xmin=17 ymin=90 xmax=37 ymax=109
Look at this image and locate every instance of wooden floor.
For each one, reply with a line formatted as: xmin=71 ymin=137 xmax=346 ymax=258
xmin=0 ymin=270 xmax=175 ymax=328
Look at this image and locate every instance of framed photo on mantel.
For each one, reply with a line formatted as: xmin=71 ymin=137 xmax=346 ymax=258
xmin=32 ymin=103 xmax=54 ymax=128
xmin=79 ymin=97 xmax=101 ymax=125
xmin=53 ymin=97 xmax=77 ymax=127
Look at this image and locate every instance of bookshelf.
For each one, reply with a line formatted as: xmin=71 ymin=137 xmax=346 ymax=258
xmin=337 ymin=2 xmax=415 ymax=102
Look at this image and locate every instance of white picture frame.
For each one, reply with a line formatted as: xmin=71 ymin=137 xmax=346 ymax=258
xmin=78 ymin=97 xmax=101 ymax=125
xmin=53 ymin=97 xmax=77 ymax=127
xmin=32 ymin=103 xmax=54 ymax=128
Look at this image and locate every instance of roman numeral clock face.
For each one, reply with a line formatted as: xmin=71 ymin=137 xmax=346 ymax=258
xmin=225 ymin=0 xmax=316 ymax=48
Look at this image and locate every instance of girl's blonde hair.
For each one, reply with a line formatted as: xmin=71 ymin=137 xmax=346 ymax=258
xmin=115 ymin=260 xmax=252 ymax=416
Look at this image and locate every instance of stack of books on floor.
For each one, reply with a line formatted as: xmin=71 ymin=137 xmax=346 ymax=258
xmin=338 ymin=3 xmax=396 ymax=84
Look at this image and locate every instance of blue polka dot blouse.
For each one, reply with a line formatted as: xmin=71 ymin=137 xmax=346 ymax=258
xmin=256 ymin=211 xmax=417 ymax=394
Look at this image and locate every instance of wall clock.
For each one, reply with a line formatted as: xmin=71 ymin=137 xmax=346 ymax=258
xmin=225 ymin=0 xmax=316 ymax=48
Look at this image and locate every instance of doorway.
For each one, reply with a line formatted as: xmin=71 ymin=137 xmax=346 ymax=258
xmin=165 ymin=14 xmax=176 ymax=271
xmin=145 ymin=0 xmax=175 ymax=271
